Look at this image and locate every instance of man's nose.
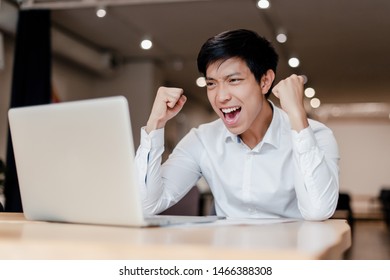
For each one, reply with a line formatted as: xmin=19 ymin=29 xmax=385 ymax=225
xmin=216 ymin=85 xmax=232 ymax=102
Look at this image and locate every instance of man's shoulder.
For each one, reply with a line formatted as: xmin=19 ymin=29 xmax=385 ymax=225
xmin=190 ymin=118 xmax=227 ymax=140
xmin=178 ymin=118 xmax=227 ymax=151
xmin=196 ymin=118 xmax=224 ymax=131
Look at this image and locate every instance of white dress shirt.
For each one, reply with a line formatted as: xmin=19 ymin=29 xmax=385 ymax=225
xmin=135 ymin=103 xmax=340 ymax=220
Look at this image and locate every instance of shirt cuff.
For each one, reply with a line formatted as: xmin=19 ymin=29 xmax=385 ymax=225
xmin=291 ymin=126 xmax=317 ymax=154
xmin=140 ymin=127 xmax=165 ymax=149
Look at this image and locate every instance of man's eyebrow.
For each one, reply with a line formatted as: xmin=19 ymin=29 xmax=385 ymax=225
xmin=206 ymin=72 xmax=242 ymax=80
xmin=226 ymin=72 xmax=242 ymax=78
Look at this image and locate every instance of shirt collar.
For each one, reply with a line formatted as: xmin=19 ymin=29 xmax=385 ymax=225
xmin=223 ymin=100 xmax=281 ymax=149
xmin=224 ymin=129 xmax=241 ymax=144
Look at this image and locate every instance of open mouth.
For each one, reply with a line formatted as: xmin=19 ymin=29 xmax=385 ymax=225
xmin=221 ymin=106 xmax=241 ymax=124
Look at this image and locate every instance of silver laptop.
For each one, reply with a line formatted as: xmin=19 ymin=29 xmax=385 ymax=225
xmin=8 ymin=96 xmax=219 ymax=227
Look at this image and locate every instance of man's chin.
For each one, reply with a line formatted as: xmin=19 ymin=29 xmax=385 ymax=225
xmin=224 ymin=124 xmax=244 ymax=136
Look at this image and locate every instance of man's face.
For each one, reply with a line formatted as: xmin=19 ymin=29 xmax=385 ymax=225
xmin=205 ymin=57 xmax=266 ymax=135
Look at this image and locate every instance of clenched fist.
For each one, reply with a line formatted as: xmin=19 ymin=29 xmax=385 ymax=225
xmin=146 ymin=87 xmax=187 ymax=133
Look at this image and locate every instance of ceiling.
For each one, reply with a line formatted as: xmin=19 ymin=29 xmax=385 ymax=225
xmin=6 ymin=0 xmax=390 ymax=110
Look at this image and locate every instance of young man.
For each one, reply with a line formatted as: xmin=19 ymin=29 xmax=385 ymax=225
xmin=135 ymin=29 xmax=339 ymax=220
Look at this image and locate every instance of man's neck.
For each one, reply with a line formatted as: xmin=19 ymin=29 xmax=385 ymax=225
xmin=239 ymin=100 xmax=273 ymax=149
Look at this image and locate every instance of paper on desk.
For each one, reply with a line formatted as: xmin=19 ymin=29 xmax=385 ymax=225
xmin=217 ymin=217 xmax=299 ymax=226
xmin=168 ymin=217 xmax=299 ymax=228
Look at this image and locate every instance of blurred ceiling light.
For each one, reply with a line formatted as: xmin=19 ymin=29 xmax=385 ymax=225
xmin=96 ymin=6 xmax=107 ymax=18
xmin=310 ymin=97 xmax=321 ymax=109
xmin=304 ymin=87 xmax=316 ymax=98
xmin=196 ymin=77 xmax=206 ymax=87
xmin=257 ymin=0 xmax=270 ymax=9
xmin=140 ymin=38 xmax=153 ymax=50
xmin=276 ymin=32 xmax=287 ymax=43
xmin=288 ymin=57 xmax=300 ymax=68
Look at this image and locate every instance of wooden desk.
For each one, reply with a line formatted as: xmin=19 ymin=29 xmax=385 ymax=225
xmin=0 ymin=213 xmax=351 ymax=260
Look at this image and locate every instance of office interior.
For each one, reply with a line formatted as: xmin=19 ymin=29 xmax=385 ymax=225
xmin=0 ymin=0 xmax=389 ymax=259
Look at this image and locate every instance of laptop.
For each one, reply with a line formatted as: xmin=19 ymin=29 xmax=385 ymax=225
xmin=8 ymin=96 xmax=220 ymax=227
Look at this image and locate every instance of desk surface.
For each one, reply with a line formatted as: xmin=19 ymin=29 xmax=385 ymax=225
xmin=0 ymin=213 xmax=351 ymax=260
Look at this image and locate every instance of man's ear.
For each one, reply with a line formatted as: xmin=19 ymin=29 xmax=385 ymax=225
xmin=261 ymin=69 xmax=275 ymax=94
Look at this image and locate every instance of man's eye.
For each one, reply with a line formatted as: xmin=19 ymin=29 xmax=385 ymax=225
xmin=206 ymin=82 xmax=215 ymax=87
xmin=230 ymin=78 xmax=242 ymax=83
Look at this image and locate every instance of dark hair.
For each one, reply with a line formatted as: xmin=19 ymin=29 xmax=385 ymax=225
xmin=197 ymin=29 xmax=279 ymax=98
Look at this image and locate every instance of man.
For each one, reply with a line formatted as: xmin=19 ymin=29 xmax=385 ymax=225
xmin=135 ymin=29 xmax=339 ymax=220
